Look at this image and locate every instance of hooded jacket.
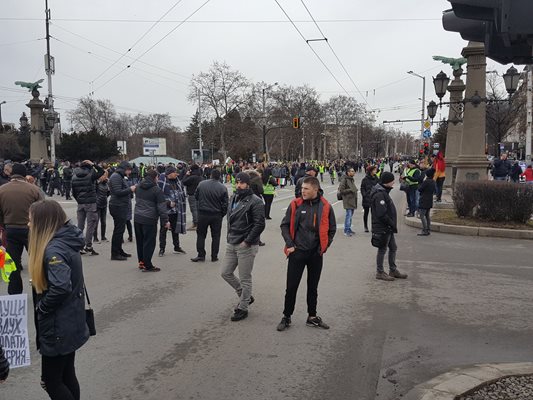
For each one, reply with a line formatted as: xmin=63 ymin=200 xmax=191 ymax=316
xmin=34 ymin=222 xmax=89 ymax=356
xmin=338 ymin=174 xmax=358 ymax=210
xmin=370 ymin=183 xmax=397 ymax=234
xmin=109 ymin=163 xmax=132 ymax=208
xmin=71 ymin=164 xmax=104 ymax=204
xmin=360 ymin=173 xmax=379 ymax=208
xmin=281 ymin=192 xmax=336 ymax=255
xmin=227 ymin=188 xmax=265 ymax=245
xmin=134 ymin=177 xmax=169 ymax=225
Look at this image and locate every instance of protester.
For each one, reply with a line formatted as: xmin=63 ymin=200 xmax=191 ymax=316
xmin=134 ymin=169 xmax=170 ymax=272
xmin=370 ymin=172 xmax=408 ymax=281
xmin=417 ymin=169 xmax=436 ymax=236
xmin=221 ymin=172 xmax=265 ymax=322
xmin=402 ymin=160 xmax=421 ymax=217
xmin=433 ymin=151 xmax=446 ymax=202
xmin=492 ymin=153 xmax=511 ymax=181
xmin=277 ymin=176 xmax=336 ymax=332
xmin=294 ymin=166 xmax=317 ymax=198
xmin=0 ymin=163 xmax=44 ymax=294
xmin=191 ymin=169 xmax=228 ymax=263
xmin=0 ymin=163 xmax=11 ymax=187
xmin=108 ymin=161 xmax=135 ymax=261
xmin=28 ymin=200 xmax=89 ymax=400
xmin=360 ymin=165 xmax=379 ymax=233
xmin=261 ymin=168 xmax=278 ymax=220
xmin=338 ymin=167 xmax=358 ymax=237
xmin=521 ymin=164 xmax=533 ymax=183
xmin=94 ymin=170 xmax=110 ymax=243
xmin=62 ymin=162 xmax=73 ymax=200
xmin=72 ymin=160 xmax=104 ymax=256
xmin=0 ymin=343 xmax=8 ymax=382
xmin=182 ymin=164 xmax=203 ymax=230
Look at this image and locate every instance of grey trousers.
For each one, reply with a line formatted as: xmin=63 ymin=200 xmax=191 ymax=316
xmin=77 ymin=203 xmax=98 ymax=248
xmin=376 ymin=233 xmax=397 ymax=273
xmin=221 ymin=243 xmax=259 ymax=311
xmin=419 ymin=208 xmax=431 ymax=233
xmin=188 ymin=196 xmax=198 ymax=225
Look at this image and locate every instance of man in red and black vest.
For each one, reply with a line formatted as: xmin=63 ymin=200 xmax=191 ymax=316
xmin=277 ymin=176 xmax=336 ymax=331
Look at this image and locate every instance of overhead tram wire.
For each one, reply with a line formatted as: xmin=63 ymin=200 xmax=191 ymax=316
xmin=90 ymin=0 xmax=185 ymax=84
xmin=93 ymin=0 xmax=212 ymax=93
xmin=299 ymin=0 xmax=370 ymax=109
xmin=273 ymin=0 xmax=352 ymax=98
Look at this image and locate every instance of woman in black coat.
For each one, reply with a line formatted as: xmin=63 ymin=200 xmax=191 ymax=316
xmin=360 ymin=165 xmax=379 ymax=232
xmin=29 ymin=199 xmax=89 ymax=400
xmin=0 ymin=344 xmax=9 ymax=381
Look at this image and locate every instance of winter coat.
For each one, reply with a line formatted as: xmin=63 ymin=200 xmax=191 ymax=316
xmin=108 ymin=167 xmax=132 ymax=208
xmin=360 ymin=173 xmax=379 ymax=208
xmin=96 ymin=180 xmax=110 ymax=209
xmin=370 ymin=183 xmax=397 ymax=234
xmin=281 ymin=193 xmax=336 ymax=254
xmin=134 ymin=177 xmax=169 ymax=226
xmin=62 ymin=167 xmax=73 ymax=182
xmin=182 ymin=169 xmax=203 ymax=196
xmin=72 ymin=165 xmax=104 ymax=205
xmin=195 ymin=178 xmax=228 ymax=217
xmin=338 ymin=175 xmax=358 ymax=210
xmin=0 ymin=344 xmax=9 ymax=380
xmin=247 ymin=170 xmax=264 ymax=197
xmin=418 ymin=178 xmax=436 ymax=209
xmin=158 ymin=174 xmax=187 ymax=234
xmin=226 ymin=188 xmax=265 ymax=245
xmin=34 ymin=222 xmax=89 ymax=356
xmin=492 ymin=159 xmax=511 ymax=178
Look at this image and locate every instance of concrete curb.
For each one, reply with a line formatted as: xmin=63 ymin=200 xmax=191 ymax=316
xmin=402 ymin=363 xmax=533 ymax=400
xmin=404 ymin=215 xmax=533 ymax=240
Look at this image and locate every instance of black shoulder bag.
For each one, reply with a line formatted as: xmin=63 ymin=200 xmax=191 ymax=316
xmin=84 ymin=286 xmax=96 ymax=336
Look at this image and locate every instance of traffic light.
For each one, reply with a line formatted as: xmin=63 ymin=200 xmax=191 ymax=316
xmin=443 ymin=0 xmax=533 ymax=64
xmin=423 ymin=142 xmax=430 ymax=156
xmin=292 ymin=116 xmax=300 ymax=129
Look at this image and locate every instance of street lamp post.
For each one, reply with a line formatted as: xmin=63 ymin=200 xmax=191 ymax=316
xmin=408 ymin=71 xmax=426 ymax=139
xmin=0 ymin=101 xmax=6 ymax=132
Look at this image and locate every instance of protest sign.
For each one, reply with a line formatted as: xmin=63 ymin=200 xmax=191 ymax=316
xmin=0 ymin=294 xmax=31 ymax=368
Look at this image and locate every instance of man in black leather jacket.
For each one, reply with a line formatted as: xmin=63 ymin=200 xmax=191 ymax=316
xmin=191 ymin=169 xmax=228 ymax=262
xmin=220 ymin=172 xmax=265 ymax=321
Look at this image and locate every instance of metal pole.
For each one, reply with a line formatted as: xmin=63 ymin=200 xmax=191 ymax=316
xmin=198 ymin=89 xmax=203 ymax=164
xmin=302 ymin=127 xmax=305 ymax=161
xmin=421 ymin=76 xmax=426 ymax=139
xmin=0 ymin=101 xmax=5 ymax=132
xmin=45 ymin=0 xmax=55 ymax=163
xmin=262 ymin=88 xmax=267 ymax=159
xmin=526 ymin=65 xmax=532 ymax=165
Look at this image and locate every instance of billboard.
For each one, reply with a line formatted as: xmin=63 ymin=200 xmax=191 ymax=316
xmin=143 ymin=137 xmax=167 ymax=156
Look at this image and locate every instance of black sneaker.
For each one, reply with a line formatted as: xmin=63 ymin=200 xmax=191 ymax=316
xmin=231 ymin=309 xmax=248 ymax=321
xmin=111 ymin=254 xmax=127 ymax=261
xmin=101 ymin=237 xmax=109 ymax=242
xmin=142 ymin=266 xmax=161 ymax=272
xmin=80 ymin=248 xmax=88 ymax=255
xmin=306 ymin=316 xmax=330 ymax=329
xmin=276 ymin=316 xmax=291 ymax=331
xmin=120 ymin=252 xmax=132 ymax=257
xmin=158 ymin=249 xmax=165 ymax=257
xmin=86 ymin=247 xmax=99 ymax=256
xmin=235 ymin=296 xmax=254 ymax=312
xmin=173 ymin=247 xmax=186 ymax=254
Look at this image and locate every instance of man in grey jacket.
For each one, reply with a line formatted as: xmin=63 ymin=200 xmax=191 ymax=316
xmin=220 ymin=172 xmax=265 ymax=321
xmin=108 ymin=161 xmax=135 ymax=261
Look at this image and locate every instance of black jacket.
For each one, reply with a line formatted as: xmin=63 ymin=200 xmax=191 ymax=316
xmin=360 ymin=173 xmax=379 ymax=208
xmin=108 ymin=168 xmax=131 ymax=208
xmin=71 ymin=165 xmax=104 ymax=205
xmin=418 ymin=179 xmax=436 ymax=209
xmin=492 ymin=158 xmax=511 ymax=178
xmin=280 ymin=193 xmax=336 ymax=252
xmin=34 ymin=222 xmax=89 ymax=357
xmin=370 ymin=184 xmax=397 ymax=234
xmin=62 ymin=167 xmax=73 ymax=182
xmin=96 ymin=180 xmax=110 ymax=208
xmin=227 ymin=189 xmax=265 ymax=245
xmin=182 ymin=170 xmax=203 ymax=196
xmin=0 ymin=344 xmax=8 ymax=381
xmin=195 ymin=179 xmax=228 ymax=217
xmin=134 ymin=177 xmax=168 ymax=225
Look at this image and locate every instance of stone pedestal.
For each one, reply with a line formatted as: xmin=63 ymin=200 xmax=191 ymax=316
xmin=444 ymin=68 xmax=466 ymax=188
xmin=27 ymin=90 xmax=48 ymax=162
xmin=455 ymin=42 xmax=488 ymax=183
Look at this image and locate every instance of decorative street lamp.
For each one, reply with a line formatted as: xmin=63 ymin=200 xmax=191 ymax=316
xmin=427 ymin=100 xmax=438 ymax=121
xmin=19 ymin=112 xmax=28 ymax=129
xmin=502 ymin=66 xmax=520 ymax=96
xmin=433 ymin=71 xmax=450 ymax=100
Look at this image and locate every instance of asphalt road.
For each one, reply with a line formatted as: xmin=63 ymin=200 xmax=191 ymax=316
xmin=1 ymin=173 xmax=532 ymax=400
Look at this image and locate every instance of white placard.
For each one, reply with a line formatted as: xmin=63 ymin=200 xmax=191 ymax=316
xmin=0 ymin=294 xmax=31 ymax=368
xmin=143 ymin=138 xmax=167 ymax=156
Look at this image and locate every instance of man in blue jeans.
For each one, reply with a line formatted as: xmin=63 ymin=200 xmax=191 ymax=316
xmin=402 ymin=160 xmax=421 ymax=217
xmin=338 ymin=168 xmax=358 ymax=236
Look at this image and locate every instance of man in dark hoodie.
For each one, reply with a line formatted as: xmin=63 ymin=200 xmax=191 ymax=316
xmin=277 ymin=176 xmax=336 ymax=332
xmin=71 ymin=160 xmax=104 ymax=256
xmin=370 ymin=172 xmax=408 ymax=281
xmin=182 ymin=164 xmax=203 ymax=230
xmin=108 ymin=161 xmax=135 ymax=261
xmin=134 ymin=169 xmax=170 ymax=272
xmin=221 ymin=172 xmax=265 ymax=322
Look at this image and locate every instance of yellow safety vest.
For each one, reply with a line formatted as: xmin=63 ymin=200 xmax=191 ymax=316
xmin=0 ymin=249 xmax=17 ymax=283
xmin=263 ymin=176 xmax=275 ymax=195
xmin=406 ymin=168 xmax=420 ymax=186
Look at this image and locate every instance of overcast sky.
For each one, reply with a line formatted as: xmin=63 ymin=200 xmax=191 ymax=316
xmin=0 ymin=0 xmax=513 ymax=136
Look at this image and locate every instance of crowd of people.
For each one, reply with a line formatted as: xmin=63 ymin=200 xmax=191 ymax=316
xmin=1 ymin=150 xmax=530 ymax=398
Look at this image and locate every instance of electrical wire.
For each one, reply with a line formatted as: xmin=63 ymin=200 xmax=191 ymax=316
xmin=0 ymin=38 xmax=45 ymax=47
xmin=93 ymin=0 xmax=212 ymax=93
xmin=299 ymin=0 xmax=370 ymax=108
xmin=90 ymin=0 xmax=185 ymax=84
xmin=273 ymin=0 xmax=352 ymax=99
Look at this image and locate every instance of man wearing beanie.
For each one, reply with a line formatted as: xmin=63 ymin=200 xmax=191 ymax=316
xmin=0 ymin=162 xmax=44 ymax=294
xmin=221 ymin=172 xmax=265 ymax=321
xmin=157 ymin=166 xmax=187 ymax=257
xmin=370 ymin=171 xmax=408 ymax=281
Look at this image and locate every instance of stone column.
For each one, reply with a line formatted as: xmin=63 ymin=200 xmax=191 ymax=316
xmin=455 ymin=41 xmax=488 ymax=183
xmin=27 ymin=89 xmax=49 ymax=162
xmin=444 ymin=67 xmax=466 ymax=188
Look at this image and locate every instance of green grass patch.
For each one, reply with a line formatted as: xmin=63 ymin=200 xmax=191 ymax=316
xmin=432 ymin=209 xmax=533 ymax=231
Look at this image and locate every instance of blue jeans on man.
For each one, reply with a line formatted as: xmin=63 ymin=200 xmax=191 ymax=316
xmin=407 ymin=186 xmax=418 ymax=215
xmin=344 ymin=208 xmax=354 ymax=233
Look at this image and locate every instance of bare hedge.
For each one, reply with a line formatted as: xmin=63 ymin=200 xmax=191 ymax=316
xmin=453 ymin=181 xmax=533 ymax=224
